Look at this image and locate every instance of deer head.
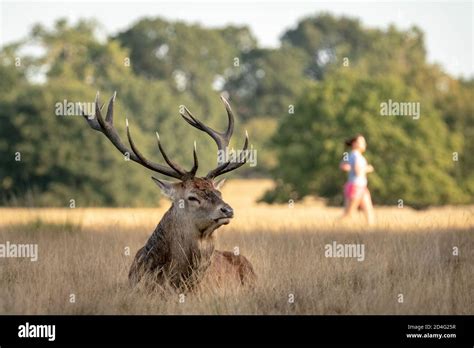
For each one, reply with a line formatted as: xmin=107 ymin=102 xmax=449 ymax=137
xmin=152 ymin=177 xmax=233 ymax=238
xmin=81 ymin=92 xmax=248 ymax=238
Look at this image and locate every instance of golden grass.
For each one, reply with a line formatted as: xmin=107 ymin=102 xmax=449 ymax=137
xmin=0 ymin=179 xmax=473 ymax=314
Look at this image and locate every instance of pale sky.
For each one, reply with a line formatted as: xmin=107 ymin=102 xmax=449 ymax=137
xmin=1 ymin=0 xmax=472 ymax=78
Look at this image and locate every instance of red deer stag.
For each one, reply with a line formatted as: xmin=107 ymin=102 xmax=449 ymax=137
xmin=82 ymin=92 xmax=255 ymax=291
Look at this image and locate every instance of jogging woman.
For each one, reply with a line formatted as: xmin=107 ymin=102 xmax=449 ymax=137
xmin=339 ymin=134 xmax=375 ymax=225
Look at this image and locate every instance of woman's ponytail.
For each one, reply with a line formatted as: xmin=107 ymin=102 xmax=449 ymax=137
xmin=345 ymin=134 xmax=363 ymax=147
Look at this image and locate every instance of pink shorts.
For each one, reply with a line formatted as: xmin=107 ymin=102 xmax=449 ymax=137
xmin=344 ymin=183 xmax=367 ymax=200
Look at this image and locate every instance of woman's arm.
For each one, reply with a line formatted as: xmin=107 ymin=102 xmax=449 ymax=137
xmin=340 ymin=162 xmax=351 ymax=172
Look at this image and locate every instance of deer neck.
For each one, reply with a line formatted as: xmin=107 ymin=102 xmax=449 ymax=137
xmin=157 ymin=204 xmax=215 ymax=270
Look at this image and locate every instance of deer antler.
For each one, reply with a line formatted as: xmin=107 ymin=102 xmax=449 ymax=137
xmin=180 ymin=96 xmax=249 ymax=179
xmin=82 ymin=92 xmax=198 ymax=180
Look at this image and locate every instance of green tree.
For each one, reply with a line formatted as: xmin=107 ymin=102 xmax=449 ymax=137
xmin=224 ymin=47 xmax=309 ymax=121
xmin=263 ymin=70 xmax=470 ymax=208
xmin=1 ymin=14 xmax=471 ymax=208
xmin=0 ymin=20 xmax=159 ymax=206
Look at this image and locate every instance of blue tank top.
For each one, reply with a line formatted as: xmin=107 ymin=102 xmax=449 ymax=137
xmin=347 ymin=150 xmax=367 ymax=186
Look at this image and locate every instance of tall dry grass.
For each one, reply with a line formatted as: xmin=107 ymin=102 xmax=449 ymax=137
xmin=0 ymin=179 xmax=472 ymax=314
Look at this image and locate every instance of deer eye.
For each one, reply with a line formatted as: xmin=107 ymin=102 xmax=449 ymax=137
xmin=187 ymin=196 xmax=201 ymax=204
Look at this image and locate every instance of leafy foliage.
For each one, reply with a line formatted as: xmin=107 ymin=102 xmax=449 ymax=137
xmin=0 ymin=14 xmax=471 ymax=207
xmin=264 ymin=70 xmax=470 ymax=207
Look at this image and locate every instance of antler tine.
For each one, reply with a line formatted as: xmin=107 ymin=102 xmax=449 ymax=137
xmin=206 ymin=130 xmax=249 ymax=179
xmin=180 ymin=97 xmax=248 ymax=179
xmin=220 ymin=95 xmax=234 ymax=139
xmin=93 ymin=92 xmax=142 ymax=164
xmin=105 ymin=91 xmax=116 ymax=123
xmin=190 ymin=141 xmax=198 ymax=176
xmin=82 ymin=92 xmax=187 ymax=180
xmin=125 ymin=120 xmax=181 ymax=178
xmin=180 ymin=100 xmax=233 ymax=151
xmin=155 ymin=132 xmax=187 ymax=175
xmin=80 ymin=92 xmax=104 ymax=131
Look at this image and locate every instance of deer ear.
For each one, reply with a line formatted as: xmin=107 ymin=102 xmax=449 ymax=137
xmin=213 ymin=178 xmax=226 ymax=191
xmin=151 ymin=177 xmax=176 ymax=199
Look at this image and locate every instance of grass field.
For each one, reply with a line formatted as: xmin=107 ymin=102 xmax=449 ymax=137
xmin=0 ymin=179 xmax=472 ymax=314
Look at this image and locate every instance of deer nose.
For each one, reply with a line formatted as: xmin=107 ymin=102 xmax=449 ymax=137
xmin=220 ymin=205 xmax=234 ymax=217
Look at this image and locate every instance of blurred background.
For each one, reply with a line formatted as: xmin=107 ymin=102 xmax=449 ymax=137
xmin=0 ymin=0 xmax=472 ymax=208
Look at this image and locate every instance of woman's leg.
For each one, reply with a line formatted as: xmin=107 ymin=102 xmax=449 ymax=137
xmin=343 ymin=197 xmax=360 ymax=218
xmin=343 ymin=185 xmax=363 ymax=219
xmin=360 ymin=189 xmax=375 ymax=226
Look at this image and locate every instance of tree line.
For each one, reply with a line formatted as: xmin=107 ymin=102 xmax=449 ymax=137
xmin=0 ymin=14 xmax=472 ymax=207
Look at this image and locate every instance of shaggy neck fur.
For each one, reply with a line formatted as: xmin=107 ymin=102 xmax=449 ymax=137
xmin=143 ymin=204 xmax=217 ymax=287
